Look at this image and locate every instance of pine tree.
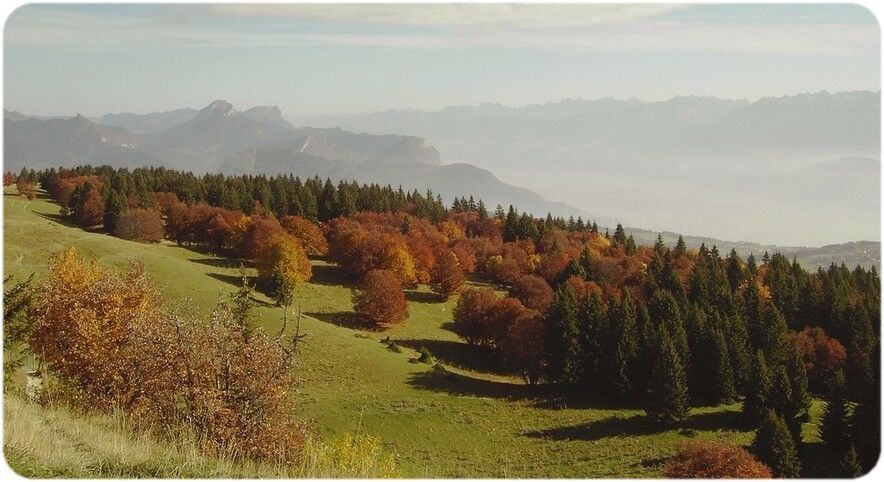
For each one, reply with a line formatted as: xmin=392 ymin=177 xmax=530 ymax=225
xmin=674 ymin=235 xmax=687 ymax=258
xmin=613 ymin=223 xmax=627 ymax=246
xmin=577 ymin=292 xmax=607 ymax=389
xmin=103 ymin=189 xmax=128 ymax=234
xmin=751 ymin=410 xmax=801 ymax=478
xmin=820 ymin=374 xmax=862 ymax=477
xmin=743 ymin=349 xmax=772 ymax=426
xmin=649 ymin=290 xmax=690 ymax=366
xmin=645 ymin=326 xmax=690 ymax=423
xmin=608 ymin=292 xmax=638 ymax=399
xmin=545 ymin=286 xmax=580 ymax=383
xmin=726 ymin=248 xmax=744 ymax=294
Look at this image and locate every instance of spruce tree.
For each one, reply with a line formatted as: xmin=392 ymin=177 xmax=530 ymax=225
xmin=820 ymin=374 xmax=862 ymax=477
xmin=545 ymin=286 xmax=580 ymax=383
xmin=608 ymin=292 xmax=638 ymax=399
xmin=645 ymin=326 xmax=690 ymax=423
xmin=674 ymin=235 xmax=687 ymax=258
xmin=649 ymin=290 xmax=689 ymax=366
xmin=751 ymin=410 xmax=801 ymax=478
xmin=103 ymin=189 xmax=128 ymax=234
xmin=743 ymin=349 xmax=772 ymax=426
xmin=577 ymin=292 xmax=606 ymax=389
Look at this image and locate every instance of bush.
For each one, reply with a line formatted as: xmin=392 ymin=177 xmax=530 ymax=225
xmin=416 ymin=347 xmax=435 ymax=364
xmin=114 ymin=208 xmax=164 ymax=242
xmin=16 ymin=178 xmax=38 ymax=200
xmin=663 ymin=441 xmax=773 ymax=478
xmin=28 ymin=247 xmax=308 ymax=464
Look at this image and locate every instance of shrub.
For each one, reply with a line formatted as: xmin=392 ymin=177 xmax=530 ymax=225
xmin=663 ymin=441 xmax=773 ymax=478
xmin=28 ymin=247 xmax=309 ymax=463
xmin=353 ymin=270 xmax=408 ymax=327
xmin=114 ymin=208 xmax=164 ymax=242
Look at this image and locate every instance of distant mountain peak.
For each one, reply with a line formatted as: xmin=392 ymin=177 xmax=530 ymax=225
xmin=197 ymin=100 xmax=234 ymax=118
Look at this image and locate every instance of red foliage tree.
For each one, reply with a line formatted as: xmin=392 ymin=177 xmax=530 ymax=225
xmin=75 ymin=188 xmax=105 ymax=227
xmin=510 ymin=274 xmax=554 ymax=313
xmin=114 ymin=208 xmax=165 ymax=242
xmin=501 ymin=307 xmax=545 ymax=384
xmin=239 ymin=215 xmax=287 ymax=259
xmin=663 ymin=441 xmax=773 ymax=478
xmin=452 ymin=287 xmax=501 ymax=347
xmin=430 ymin=248 xmax=465 ymax=299
xmin=788 ymin=326 xmax=847 ymax=392
xmin=450 ymin=239 xmax=477 ymax=274
xmin=353 ymin=269 xmax=408 ymax=327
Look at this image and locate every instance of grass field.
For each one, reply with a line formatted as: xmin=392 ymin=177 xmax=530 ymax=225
xmin=3 ymin=188 xmax=822 ymax=477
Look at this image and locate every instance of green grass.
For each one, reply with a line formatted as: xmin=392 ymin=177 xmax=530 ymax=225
xmin=3 ymin=189 xmax=820 ymax=477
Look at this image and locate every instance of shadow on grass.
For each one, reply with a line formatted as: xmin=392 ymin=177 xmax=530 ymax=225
xmin=524 ymin=409 xmax=744 ymax=441
xmin=310 ymin=263 xmax=353 ymax=287
xmin=394 ymin=338 xmax=511 ymax=375
xmin=306 ymin=311 xmax=379 ymax=331
xmin=405 ymin=290 xmax=442 ymax=304
xmin=190 ymin=257 xmax=247 ymax=269
xmin=406 ymin=366 xmax=540 ymax=402
xmin=35 ymin=211 xmax=82 ymax=229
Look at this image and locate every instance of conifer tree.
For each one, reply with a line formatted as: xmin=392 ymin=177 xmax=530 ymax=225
xmin=578 ymin=292 xmax=607 ymax=389
xmin=608 ymin=292 xmax=638 ymax=398
xmin=751 ymin=410 xmax=801 ymax=478
xmin=103 ymin=189 xmax=128 ymax=234
xmin=645 ymin=326 xmax=690 ymax=423
xmin=674 ymin=235 xmax=687 ymax=258
xmin=743 ymin=349 xmax=772 ymax=426
xmin=649 ymin=290 xmax=690 ymax=365
xmin=820 ymin=374 xmax=862 ymax=477
xmin=545 ymin=286 xmax=580 ymax=383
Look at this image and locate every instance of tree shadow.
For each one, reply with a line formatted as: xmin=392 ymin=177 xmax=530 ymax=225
xmin=190 ymin=257 xmax=245 ymax=269
xmin=306 ymin=311 xmax=378 ymax=331
xmin=207 ymin=272 xmax=257 ymax=288
xmin=524 ymin=409 xmax=744 ymax=441
xmin=394 ymin=338 xmax=511 ymax=375
xmin=405 ymin=290 xmax=442 ymax=304
xmin=406 ymin=366 xmax=541 ymax=402
xmin=35 ymin=211 xmax=80 ymax=228
xmin=310 ymin=263 xmax=352 ymax=287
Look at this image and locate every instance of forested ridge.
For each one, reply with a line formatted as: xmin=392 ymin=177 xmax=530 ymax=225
xmin=6 ymin=164 xmax=881 ymax=477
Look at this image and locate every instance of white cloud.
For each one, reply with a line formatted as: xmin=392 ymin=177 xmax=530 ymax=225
xmin=207 ymin=4 xmax=688 ymax=28
xmin=5 ymin=4 xmax=878 ymax=57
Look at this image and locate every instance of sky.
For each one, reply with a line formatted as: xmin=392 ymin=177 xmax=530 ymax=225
xmin=4 ymin=3 xmax=880 ymax=117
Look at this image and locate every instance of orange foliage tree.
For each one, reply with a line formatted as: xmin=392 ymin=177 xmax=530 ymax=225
xmin=280 ymin=215 xmax=329 ymax=256
xmin=663 ymin=441 xmax=773 ymax=478
xmin=28 ymin=247 xmax=307 ymax=463
xmin=15 ymin=178 xmax=38 ymax=200
xmin=430 ymin=248 xmax=465 ymax=299
xmin=353 ymin=269 xmax=408 ymax=327
xmin=114 ymin=208 xmax=165 ymax=242
xmin=256 ymin=234 xmax=312 ymax=308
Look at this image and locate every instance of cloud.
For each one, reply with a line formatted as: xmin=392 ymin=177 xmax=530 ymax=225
xmin=207 ymin=4 xmax=689 ymax=28
xmin=5 ymin=4 xmax=878 ymax=57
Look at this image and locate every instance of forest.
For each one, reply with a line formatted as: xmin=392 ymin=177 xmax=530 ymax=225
xmin=4 ymin=165 xmax=881 ymax=478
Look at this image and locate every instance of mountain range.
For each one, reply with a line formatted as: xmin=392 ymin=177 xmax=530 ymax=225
xmin=4 ymin=101 xmax=596 ymax=223
xmin=4 ymin=94 xmax=880 ymax=268
xmin=294 ymin=91 xmax=881 ymax=247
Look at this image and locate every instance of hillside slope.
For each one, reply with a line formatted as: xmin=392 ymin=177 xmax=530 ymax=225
xmin=5 ymin=189 xmax=761 ymax=477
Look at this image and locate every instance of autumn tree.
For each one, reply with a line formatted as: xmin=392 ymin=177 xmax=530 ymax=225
xmin=510 ymin=274 xmax=554 ymax=313
xmin=280 ymin=215 xmax=328 ymax=255
xmin=788 ymin=326 xmax=846 ymax=392
xmin=452 ymin=287 xmax=502 ymax=347
xmin=430 ymin=248 xmax=465 ymax=299
xmin=114 ymin=208 xmax=164 ymax=242
xmin=15 ymin=178 xmax=38 ymax=200
xmin=663 ymin=441 xmax=772 ymax=478
xmin=353 ymin=270 xmax=408 ymax=327
xmin=256 ymin=234 xmax=312 ymax=328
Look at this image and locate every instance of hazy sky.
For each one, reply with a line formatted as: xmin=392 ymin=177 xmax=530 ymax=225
xmin=4 ymin=3 xmax=880 ymax=117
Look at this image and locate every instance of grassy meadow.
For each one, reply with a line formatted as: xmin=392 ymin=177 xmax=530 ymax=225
xmin=3 ymin=188 xmax=822 ymax=477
